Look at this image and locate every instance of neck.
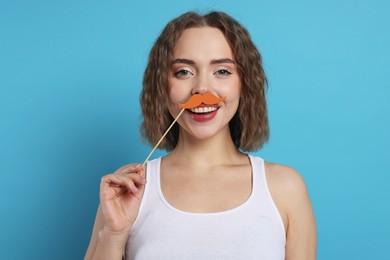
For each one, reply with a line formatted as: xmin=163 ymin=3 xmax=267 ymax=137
xmin=167 ymin=126 xmax=244 ymax=167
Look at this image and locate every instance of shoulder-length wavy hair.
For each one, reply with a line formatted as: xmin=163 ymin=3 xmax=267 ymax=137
xmin=140 ymin=11 xmax=269 ymax=152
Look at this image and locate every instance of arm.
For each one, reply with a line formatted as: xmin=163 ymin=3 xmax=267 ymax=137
xmin=85 ymin=164 xmax=146 ymax=260
xmin=265 ymin=163 xmax=317 ymax=260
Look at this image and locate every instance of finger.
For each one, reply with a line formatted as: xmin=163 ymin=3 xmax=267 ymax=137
xmin=115 ymin=164 xmax=143 ymax=175
xmin=102 ymin=174 xmax=137 ymax=194
xmin=116 ymin=172 xmax=146 ymax=187
xmin=115 ymin=164 xmax=146 ymax=180
xmin=138 ymin=165 xmax=146 ymax=178
xmin=116 ymin=174 xmax=145 ymax=193
xmin=100 ymin=174 xmax=120 ymax=200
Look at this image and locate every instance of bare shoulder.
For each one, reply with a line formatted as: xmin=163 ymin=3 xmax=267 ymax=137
xmin=264 ymin=161 xmax=312 ymax=214
xmin=264 ymin=161 xmax=308 ymax=195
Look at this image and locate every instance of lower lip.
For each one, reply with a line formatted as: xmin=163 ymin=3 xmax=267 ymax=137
xmin=188 ymin=109 xmax=218 ymax=122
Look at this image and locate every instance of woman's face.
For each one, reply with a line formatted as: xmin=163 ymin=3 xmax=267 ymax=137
xmin=167 ymin=26 xmax=241 ymax=140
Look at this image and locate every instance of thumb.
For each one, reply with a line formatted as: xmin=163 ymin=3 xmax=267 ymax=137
xmin=137 ymin=164 xmax=146 ymax=179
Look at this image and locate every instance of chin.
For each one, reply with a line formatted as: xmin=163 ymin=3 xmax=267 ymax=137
xmin=181 ymin=124 xmax=229 ymax=141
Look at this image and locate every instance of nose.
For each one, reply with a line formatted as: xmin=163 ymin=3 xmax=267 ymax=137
xmin=191 ymin=74 xmax=210 ymax=95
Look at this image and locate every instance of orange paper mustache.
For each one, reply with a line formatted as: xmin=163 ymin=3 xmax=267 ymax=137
xmin=178 ymin=93 xmax=225 ymax=109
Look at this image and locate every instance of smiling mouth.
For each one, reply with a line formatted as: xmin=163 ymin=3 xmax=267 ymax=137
xmin=189 ymin=106 xmax=218 ymax=114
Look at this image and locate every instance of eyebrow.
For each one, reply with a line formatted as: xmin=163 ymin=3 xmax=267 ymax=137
xmin=171 ymin=58 xmax=235 ymax=65
xmin=210 ymin=58 xmax=235 ymax=65
xmin=171 ymin=58 xmax=195 ymax=65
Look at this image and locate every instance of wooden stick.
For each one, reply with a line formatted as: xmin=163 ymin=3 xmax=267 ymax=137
xmin=142 ymin=108 xmax=185 ymax=166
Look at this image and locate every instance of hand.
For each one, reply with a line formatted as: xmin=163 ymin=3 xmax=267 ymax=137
xmin=99 ymin=164 xmax=146 ymax=235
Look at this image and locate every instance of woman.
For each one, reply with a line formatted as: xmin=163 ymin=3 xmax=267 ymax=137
xmin=85 ymin=11 xmax=316 ymax=260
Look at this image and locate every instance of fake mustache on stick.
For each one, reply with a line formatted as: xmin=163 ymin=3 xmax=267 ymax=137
xmin=179 ymin=93 xmax=225 ymax=109
xmin=142 ymin=92 xmax=225 ymax=166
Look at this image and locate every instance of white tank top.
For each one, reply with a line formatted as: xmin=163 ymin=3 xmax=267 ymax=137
xmin=125 ymin=155 xmax=286 ymax=259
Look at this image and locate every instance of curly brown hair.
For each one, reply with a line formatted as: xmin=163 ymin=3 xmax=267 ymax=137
xmin=140 ymin=11 xmax=269 ymax=152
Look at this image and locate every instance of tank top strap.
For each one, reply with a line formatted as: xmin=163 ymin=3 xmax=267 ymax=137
xmin=249 ymin=155 xmax=286 ymax=237
xmin=248 ymin=155 xmax=264 ymax=199
xmin=146 ymin=157 xmax=160 ymax=185
xmin=133 ymin=157 xmax=161 ymax=222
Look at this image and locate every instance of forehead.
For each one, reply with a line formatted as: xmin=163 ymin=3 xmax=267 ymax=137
xmin=172 ymin=26 xmax=234 ymax=60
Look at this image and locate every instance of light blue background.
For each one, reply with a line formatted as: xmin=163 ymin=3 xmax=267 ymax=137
xmin=1 ymin=0 xmax=389 ymax=259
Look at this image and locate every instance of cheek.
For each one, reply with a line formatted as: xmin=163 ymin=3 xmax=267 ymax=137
xmin=167 ymin=80 xmax=190 ymax=105
xmin=224 ymin=81 xmax=241 ymax=113
xmin=227 ymin=80 xmax=241 ymax=102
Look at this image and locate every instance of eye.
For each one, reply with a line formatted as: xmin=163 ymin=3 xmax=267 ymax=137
xmin=174 ymin=69 xmax=193 ymax=78
xmin=215 ymin=69 xmax=232 ymax=76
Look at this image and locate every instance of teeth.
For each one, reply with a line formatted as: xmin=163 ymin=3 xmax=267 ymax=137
xmin=190 ymin=107 xmax=218 ymax=114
